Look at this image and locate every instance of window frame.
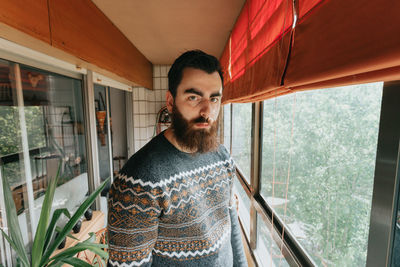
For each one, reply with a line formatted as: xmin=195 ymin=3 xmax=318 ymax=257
xmin=366 ymin=82 xmax=400 ymax=267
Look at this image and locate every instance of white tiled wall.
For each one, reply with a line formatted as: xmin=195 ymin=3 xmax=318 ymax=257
xmin=132 ymin=65 xmax=170 ymax=152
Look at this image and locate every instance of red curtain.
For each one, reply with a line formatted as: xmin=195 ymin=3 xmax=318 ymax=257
xmin=298 ymin=0 xmax=324 ymax=19
xmin=221 ymin=0 xmax=400 ymax=103
xmin=285 ymin=0 xmax=400 ymax=91
xmin=221 ymin=0 xmax=293 ymax=103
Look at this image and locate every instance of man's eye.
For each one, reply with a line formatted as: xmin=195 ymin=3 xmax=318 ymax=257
xmin=210 ymin=97 xmax=219 ymax=103
xmin=188 ymin=95 xmax=198 ymax=101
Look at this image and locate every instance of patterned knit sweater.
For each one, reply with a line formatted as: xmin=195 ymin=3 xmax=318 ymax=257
xmin=107 ymin=132 xmax=247 ymax=267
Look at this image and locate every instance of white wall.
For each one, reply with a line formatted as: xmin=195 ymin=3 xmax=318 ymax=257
xmin=132 ymin=65 xmax=170 ymax=152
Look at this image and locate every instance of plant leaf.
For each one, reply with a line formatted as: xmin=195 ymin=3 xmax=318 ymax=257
xmin=48 ymin=243 xmax=108 ymax=266
xmin=41 ymin=177 xmax=110 ymax=266
xmin=81 ymin=232 xmax=108 ymax=249
xmin=93 ymin=255 xmax=107 ymax=267
xmin=60 ymin=257 xmax=93 ymax=267
xmin=0 ymin=169 xmax=29 ymax=266
xmin=0 ymin=229 xmax=21 ymax=260
xmin=55 ymin=226 xmax=78 ymax=241
xmin=43 ymin=208 xmax=72 ymax=253
xmin=46 ymin=261 xmax=63 ymax=267
xmin=32 ymin=161 xmax=61 ymax=267
xmin=81 ymin=232 xmax=96 ymax=243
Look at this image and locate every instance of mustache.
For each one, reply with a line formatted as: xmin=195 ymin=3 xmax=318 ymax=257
xmin=192 ymin=116 xmax=214 ymax=124
xmin=192 ymin=116 xmax=207 ymax=123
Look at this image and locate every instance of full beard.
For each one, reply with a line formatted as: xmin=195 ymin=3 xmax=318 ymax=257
xmin=171 ymin=104 xmax=219 ymax=154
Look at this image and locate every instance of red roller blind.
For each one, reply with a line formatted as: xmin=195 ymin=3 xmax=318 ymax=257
xmin=284 ymin=0 xmax=400 ymax=91
xmin=298 ymin=0 xmax=324 ymax=19
xmin=221 ymin=0 xmax=293 ymax=103
xmin=221 ymin=0 xmax=400 ymax=102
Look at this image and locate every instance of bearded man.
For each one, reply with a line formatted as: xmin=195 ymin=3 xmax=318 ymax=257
xmin=107 ymin=50 xmax=247 ymax=267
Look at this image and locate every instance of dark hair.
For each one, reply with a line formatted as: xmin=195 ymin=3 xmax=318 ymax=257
xmin=168 ymin=50 xmax=223 ymax=97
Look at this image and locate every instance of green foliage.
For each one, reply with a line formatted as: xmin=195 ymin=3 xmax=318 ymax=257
xmin=31 ymin=163 xmax=62 ymax=267
xmin=0 ymin=166 xmax=30 ymax=266
xmin=0 ymin=107 xmax=22 ymax=157
xmin=263 ymin=84 xmax=382 ymax=266
xmin=231 ymin=83 xmax=383 ymax=266
xmin=232 ymin=103 xmax=252 ymax=180
xmin=1 ymin=161 xmax=109 ymax=267
xmin=0 ymin=106 xmax=45 ymax=157
xmin=0 ymin=106 xmax=47 ymax=187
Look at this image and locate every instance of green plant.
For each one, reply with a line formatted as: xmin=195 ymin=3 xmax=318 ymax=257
xmin=1 ymin=163 xmax=109 ymax=266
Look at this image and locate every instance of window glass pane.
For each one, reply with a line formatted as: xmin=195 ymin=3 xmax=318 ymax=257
xmin=232 ymin=103 xmax=252 ymax=183
xmin=110 ymin=88 xmax=129 ymax=174
xmin=0 ymin=59 xmax=32 ymax=247
xmin=256 ymin=214 xmax=291 ymax=267
xmin=233 ymin=177 xmax=250 ymax=237
xmin=392 ymin=154 xmax=400 ymax=267
xmin=223 ymin=103 xmax=231 ymax=152
xmin=19 ymin=65 xmax=88 ymax=230
xmin=393 ymin=199 xmax=400 ymax=266
xmin=94 ymin=84 xmax=112 ymax=184
xmin=261 ymin=83 xmax=383 ymax=266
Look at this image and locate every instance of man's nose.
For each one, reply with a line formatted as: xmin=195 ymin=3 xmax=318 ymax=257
xmin=199 ymin=99 xmax=211 ymax=119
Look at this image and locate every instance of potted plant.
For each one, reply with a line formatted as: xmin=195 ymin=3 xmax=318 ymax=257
xmin=0 ymin=163 xmax=109 ymax=266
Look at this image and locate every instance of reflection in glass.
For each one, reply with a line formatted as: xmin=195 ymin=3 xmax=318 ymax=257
xmin=109 ymin=88 xmax=128 ymax=175
xmin=94 ymin=85 xmax=112 ymax=187
xmin=0 ymin=59 xmax=34 ymax=258
xmin=261 ymin=83 xmax=383 ymax=266
xmin=20 ymin=65 xmax=88 ymax=231
xmin=233 ymin=177 xmax=250 ymax=237
xmin=0 ymin=58 xmax=89 ymax=249
xmin=232 ymin=103 xmax=252 ymax=183
xmin=223 ymin=103 xmax=231 ymax=152
xmin=393 ymin=208 xmax=400 ymax=266
xmin=392 ymin=161 xmax=400 ymax=267
xmin=256 ymin=214 xmax=290 ymax=267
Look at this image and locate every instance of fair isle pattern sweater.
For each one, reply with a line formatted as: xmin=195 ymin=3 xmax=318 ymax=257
xmin=107 ymin=132 xmax=247 ymax=267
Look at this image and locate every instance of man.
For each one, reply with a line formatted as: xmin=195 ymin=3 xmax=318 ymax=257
xmin=108 ymin=50 xmax=247 ymax=267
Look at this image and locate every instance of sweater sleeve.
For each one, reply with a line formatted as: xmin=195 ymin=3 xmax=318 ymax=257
xmin=107 ymin=175 xmax=161 ymax=266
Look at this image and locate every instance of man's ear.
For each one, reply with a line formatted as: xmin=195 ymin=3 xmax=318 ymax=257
xmin=166 ymin=91 xmax=174 ymax=113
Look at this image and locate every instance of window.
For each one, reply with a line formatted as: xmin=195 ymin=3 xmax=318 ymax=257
xmin=393 ymin=196 xmax=400 ymax=266
xmin=223 ymin=103 xmax=231 ymax=152
xmin=260 ymin=83 xmax=383 ymax=266
xmin=94 ymin=84 xmax=112 ymax=185
xmin=233 ymin=177 xmax=251 ymax=236
xmin=255 ymin=214 xmax=291 ymax=267
xmin=232 ymin=103 xmax=252 ymax=183
xmin=21 ymin=65 xmax=88 ymax=226
xmin=0 ymin=59 xmax=89 ymax=247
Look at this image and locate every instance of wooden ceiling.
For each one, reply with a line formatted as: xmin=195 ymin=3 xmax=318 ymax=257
xmin=92 ymin=0 xmax=245 ymax=64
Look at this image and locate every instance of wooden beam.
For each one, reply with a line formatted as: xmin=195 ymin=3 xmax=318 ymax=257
xmin=48 ymin=0 xmax=153 ymax=89
xmin=0 ymin=0 xmax=50 ymax=44
xmin=0 ymin=22 xmax=141 ymax=88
